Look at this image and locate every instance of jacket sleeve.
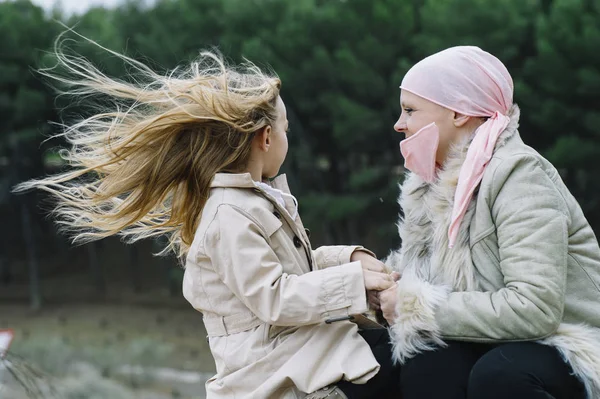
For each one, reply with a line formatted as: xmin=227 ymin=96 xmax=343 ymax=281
xmin=204 ymin=204 xmax=369 ymax=327
xmin=390 ymin=154 xmax=570 ymax=362
xmin=313 ymin=246 xmax=377 ymax=270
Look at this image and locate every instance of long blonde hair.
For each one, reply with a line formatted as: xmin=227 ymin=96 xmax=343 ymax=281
xmin=15 ymin=33 xmax=281 ymax=258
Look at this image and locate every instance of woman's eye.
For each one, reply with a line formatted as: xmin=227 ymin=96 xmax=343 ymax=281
xmin=403 ymin=108 xmax=414 ymax=114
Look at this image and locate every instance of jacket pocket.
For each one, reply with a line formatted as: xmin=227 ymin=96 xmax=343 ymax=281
xmin=267 ymin=325 xmax=300 ymax=343
xmin=261 ymin=324 xmax=299 ymax=360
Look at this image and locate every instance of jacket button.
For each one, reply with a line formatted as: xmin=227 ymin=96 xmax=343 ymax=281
xmin=273 ymin=211 xmax=281 ymax=219
xmin=304 ymin=228 xmax=311 ymax=238
xmin=293 ymin=235 xmax=302 ymax=248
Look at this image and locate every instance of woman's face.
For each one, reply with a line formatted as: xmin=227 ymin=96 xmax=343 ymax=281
xmin=394 ymin=90 xmax=459 ymax=165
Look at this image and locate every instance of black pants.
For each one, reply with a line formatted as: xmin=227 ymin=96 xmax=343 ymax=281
xmin=337 ymin=328 xmax=401 ymax=399
xmin=401 ymin=340 xmax=586 ymax=399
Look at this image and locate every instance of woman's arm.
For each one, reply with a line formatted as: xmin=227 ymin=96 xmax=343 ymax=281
xmin=436 ymin=155 xmax=569 ymax=340
xmin=382 ymin=154 xmax=570 ymax=362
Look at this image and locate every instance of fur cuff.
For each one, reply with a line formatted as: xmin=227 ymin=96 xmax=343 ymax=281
xmin=383 ymin=249 xmax=402 ymax=273
xmin=389 ymin=274 xmax=450 ymax=364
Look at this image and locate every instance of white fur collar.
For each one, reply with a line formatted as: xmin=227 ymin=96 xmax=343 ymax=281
xmin=386 ymin=105 xmax=521 ymax=291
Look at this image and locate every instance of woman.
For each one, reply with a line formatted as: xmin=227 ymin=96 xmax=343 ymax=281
xmin=379 ymin=46 xmax=600 ymax=399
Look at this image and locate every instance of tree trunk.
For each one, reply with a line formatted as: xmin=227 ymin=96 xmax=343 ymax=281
xmin=154 ymin=237 xmax=179 ymax=297
xmin=128 ymin=244 xmax=140 ymax=293
xmin=21 ymin=202 xmax=41 ymax=311
xmin=87 ymin=241 xmax=105 ymax=296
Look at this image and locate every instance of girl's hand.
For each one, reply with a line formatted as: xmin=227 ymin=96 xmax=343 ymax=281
xmin=351 ymin=250 xmax=389 ymax=274
xmin=379 ymin=284 xmax=398 ymax=324
xmin=367 ymin=290 xmax=381 ymax=310
xmin=363 ymin=270 xmax=395 ymax=292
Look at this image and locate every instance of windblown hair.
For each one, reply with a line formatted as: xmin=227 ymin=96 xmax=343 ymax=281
xmin=15 ymin=33 xmax=281 ymax=259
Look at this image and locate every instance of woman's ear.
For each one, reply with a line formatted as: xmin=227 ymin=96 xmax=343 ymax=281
xmin=453 ymin=112 xmax=472 ymax=128
xmin=254 ymin=126 xmax=272 ymax=152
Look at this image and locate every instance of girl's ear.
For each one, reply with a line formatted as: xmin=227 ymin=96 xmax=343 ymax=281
xmin=254 ymin=126 xmax=272 ymax=152
xmin=453 ymin=112 xmax=472 ymax=128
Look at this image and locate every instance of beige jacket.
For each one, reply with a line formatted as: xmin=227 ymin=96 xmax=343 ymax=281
xmin=386 ymin=105 xmax=600 ymax=398
xmin=183 ymin=173 xmax=379 ymax=399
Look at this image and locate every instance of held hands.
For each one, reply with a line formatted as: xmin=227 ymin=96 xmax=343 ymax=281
xmin=351 ymin=250 xmax=393 ymax=290
xmin=350 ymin=250 xmax=400 ymax=312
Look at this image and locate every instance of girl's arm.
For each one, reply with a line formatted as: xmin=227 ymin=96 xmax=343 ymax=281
xmin=313 ymin=246 xmax=377 ymax=270
xmin=204 ymin=204 xmax=371 ymax=326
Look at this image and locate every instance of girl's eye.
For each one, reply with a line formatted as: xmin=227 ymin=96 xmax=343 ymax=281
xmin=403 ymin=108 xmax=414 ymax=115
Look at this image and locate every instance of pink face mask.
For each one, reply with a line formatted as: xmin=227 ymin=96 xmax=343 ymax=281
xmin=399 ymin=122 xmax=439 ymax=183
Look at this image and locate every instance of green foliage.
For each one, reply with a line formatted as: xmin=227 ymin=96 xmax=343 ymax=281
xmin=1 ymin=0 xmax=600 ymax=255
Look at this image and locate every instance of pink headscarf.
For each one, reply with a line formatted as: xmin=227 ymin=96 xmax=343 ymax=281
xmin=400 ymin=46 xmax=514 ymax=248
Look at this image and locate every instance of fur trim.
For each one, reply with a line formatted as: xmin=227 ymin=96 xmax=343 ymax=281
xmin=540 ymin=323 xmax=600 ymax=399
xmin=389 ymin=273 xmax=450 ymax=364
xmin=384 ymin=104 xmax=521 ymax=291
xmin=495 ymin=104 xmax=520 ymax=149
xmin=383 ymin=155 xmax=479 ymax=291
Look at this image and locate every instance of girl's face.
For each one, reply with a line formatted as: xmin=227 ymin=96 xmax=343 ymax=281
xmin=394 ymin=90 xmax=458 ymax=165
xmin=262 ymin=96 xmax=289 ymax=178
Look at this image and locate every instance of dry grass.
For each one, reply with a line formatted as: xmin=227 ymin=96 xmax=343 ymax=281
xmin=0 ymin=303 xmax=214 ymax=398
xmin=1 ymin=303 xmax=214 ymax=373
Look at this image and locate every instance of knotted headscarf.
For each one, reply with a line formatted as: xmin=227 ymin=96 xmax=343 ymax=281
xmin=400 ymin=46 xmax=514 ymax=248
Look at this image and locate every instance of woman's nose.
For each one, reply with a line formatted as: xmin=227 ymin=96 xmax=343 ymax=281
xmin=394 ymin=119 xmax=407 ymax=132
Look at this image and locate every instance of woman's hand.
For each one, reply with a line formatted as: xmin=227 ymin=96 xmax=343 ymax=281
xmin=379 ymin=284 xmax=398 ymax=324
xmin=367 ymin=272 xmax=400 ymax=310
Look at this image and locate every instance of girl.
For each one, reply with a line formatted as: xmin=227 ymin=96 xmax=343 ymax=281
xmin=380 ymin=46 xmax=600 ymax=399
xmin=16 ymin=41 xmax=399 ymax=398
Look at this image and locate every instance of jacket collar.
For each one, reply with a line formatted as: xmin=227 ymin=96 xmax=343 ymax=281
xmin=210 ymin=172 xmax=292 ymax=194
